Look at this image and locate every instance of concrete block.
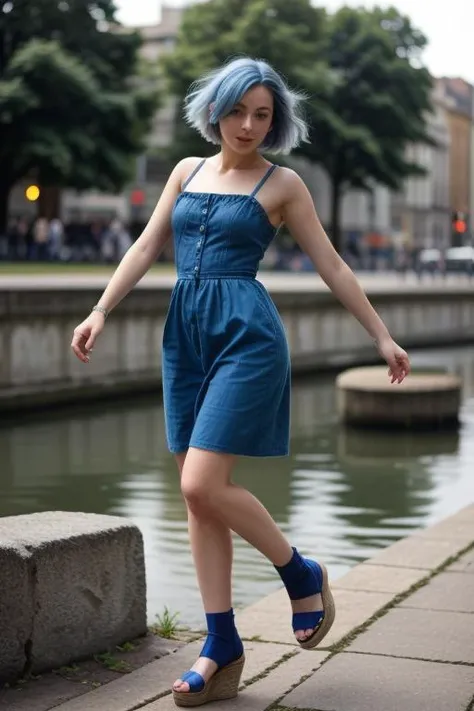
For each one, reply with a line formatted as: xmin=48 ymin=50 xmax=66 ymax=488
xmin=0 ymin=511 xmax=146 ymax=681
xmin=282 ymin=652 xmax=474 ymax=711
xmin=0 ymin=546 xmax=32 ymax=681
xmin=399 ymin=571 xmax=474 ymax=613
xmin=348 ymin=607 xmax=474 ymax=663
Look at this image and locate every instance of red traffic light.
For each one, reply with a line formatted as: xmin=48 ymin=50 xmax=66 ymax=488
xmin=131 ymin=189 xmax=145 ymax=206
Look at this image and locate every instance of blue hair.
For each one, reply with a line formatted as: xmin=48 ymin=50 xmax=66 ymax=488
xmin=184 ymin=57 xmax=309 ymax=154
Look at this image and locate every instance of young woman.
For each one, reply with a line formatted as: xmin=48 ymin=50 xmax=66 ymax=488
xmin=71 ymin=57 xmax=410 ymax=707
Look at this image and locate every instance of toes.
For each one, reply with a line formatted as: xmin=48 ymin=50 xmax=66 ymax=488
xmin=295 ymin=628 xmax=315 ymax=642
xmin=173 ymin=680 xmax=189 ymax=693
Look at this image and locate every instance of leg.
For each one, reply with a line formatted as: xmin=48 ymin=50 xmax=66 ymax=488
xmin=180 ymin=448 xmax=328 ymax=645
xmin=173 ymin=451 xmax=241 ymax=700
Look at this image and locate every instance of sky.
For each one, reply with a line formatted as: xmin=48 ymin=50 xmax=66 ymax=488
xmin=115 ymin=0 xmax=473 ymax=84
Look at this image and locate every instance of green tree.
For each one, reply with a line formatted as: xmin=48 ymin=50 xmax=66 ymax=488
xmin=0 ymin=0 xmax=160 ymax=231
xmin=161 ymin=0 xmax=329 ymax=160
xmin=162 ymin=1 xmax=433 ymax=254
xmin=299 ymin=6 xmax=433 ymax=252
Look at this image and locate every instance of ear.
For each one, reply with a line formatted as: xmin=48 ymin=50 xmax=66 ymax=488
xmin=209 ymin=102 xmax=215 ymax=116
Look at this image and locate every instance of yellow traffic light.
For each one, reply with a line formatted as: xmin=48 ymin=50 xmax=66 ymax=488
xmin=25 ymin=185 xmax=40 ymax=201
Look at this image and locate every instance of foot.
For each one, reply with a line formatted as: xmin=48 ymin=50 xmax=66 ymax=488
xmin=173 ymin=610 xmax=244 ymax=696
xmin=291 ymin=591 xmax=324 ymax=642
xmin=173 ymin=656 xmax=218 ymax=694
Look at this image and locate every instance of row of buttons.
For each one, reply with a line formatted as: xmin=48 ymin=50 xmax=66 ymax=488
xmin=194 ymin=206 xmax=209 ymax=273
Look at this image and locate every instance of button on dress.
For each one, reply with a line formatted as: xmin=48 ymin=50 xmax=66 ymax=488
xmin=162 ymin=160 xmax=290 ymax=457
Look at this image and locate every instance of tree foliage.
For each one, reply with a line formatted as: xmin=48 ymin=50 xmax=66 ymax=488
xmin=299 ymin=6 xmax=433 ymax=250
xmin=0 ymin=0 xmax=160 ymax=228
xmin=161 ymin=0 xmax=329 ymax=160
xmin=162 ymin=1 xmax=433 ymax=252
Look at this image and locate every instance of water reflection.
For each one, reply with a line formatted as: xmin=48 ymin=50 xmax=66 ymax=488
xmin=0 ymin=346 xmax=473 ymax=627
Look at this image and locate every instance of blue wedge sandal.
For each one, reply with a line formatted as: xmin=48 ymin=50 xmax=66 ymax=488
xmin=275 ymin=547 xmax=336 ymax=650
xmin=172 ymin=609 xmax=245 ymax=708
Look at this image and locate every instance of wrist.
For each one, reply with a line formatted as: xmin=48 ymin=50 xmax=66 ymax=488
xmin=372 ymin=330 xmax=391 ymax=347
xmin=91 ymin=305 xmax=109 ymax=320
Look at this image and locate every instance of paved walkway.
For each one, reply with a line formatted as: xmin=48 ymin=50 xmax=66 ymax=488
xmin=2 ymin=505 xmax=474 ymax=711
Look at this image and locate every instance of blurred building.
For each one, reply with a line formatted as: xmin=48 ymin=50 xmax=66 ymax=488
xmin=436 ymin=77 xmax=473 ymax=245
xmin=471 ymin=88 xmax=474 ymax=233
xmin=390 ymin=83 xmax=452 ymax=251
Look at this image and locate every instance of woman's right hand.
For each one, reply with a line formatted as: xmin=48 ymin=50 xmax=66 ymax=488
xmin=71 ymin=311 xmax=106 ymax=363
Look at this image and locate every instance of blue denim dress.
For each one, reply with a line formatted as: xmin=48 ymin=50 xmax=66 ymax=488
xmin=162 ymin=160 xmax=290 ymax=457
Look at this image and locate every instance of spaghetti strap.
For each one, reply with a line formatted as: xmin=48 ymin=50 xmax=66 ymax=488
xmin=250 ymin=164 xmax=278 ymax=198
xmin=182 ymin=159 xmax=206 ymax=190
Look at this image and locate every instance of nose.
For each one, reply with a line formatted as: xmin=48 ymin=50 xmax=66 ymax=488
xmin=242 ymin=113 xmax=253 ymax=131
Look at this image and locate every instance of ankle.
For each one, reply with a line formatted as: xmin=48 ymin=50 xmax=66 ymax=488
xmin=200 ymin=609 xmax=243 ymax=668
xmin=274 ymin=548 xmax=320 ymax=600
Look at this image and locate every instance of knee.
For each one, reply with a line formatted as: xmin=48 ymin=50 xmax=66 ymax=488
xmin=180 ymin=478 xmax=213 ymax=513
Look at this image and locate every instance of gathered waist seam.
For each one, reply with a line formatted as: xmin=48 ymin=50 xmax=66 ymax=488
xmin=178 ymin=272 xmax=257 ymax=280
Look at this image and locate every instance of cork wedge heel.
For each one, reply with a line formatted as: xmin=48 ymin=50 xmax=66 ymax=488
xmin=172 ymin=653 xmax=245 ymax=708
xmin=297 ymin=562 xmax=335 ymax=650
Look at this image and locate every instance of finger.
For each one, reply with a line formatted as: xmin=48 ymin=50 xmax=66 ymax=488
xmin=71 ymin=333 xmax=89 ymax=363
xmin=85 ymin=332 xmax=96 ymax=351
xmin=72 ymin=344 xmax=89 ymax=363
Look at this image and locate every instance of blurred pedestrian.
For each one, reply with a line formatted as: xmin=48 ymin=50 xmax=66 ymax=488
xmin=48 ymin=217 xmax=64 ymax=261
xmin=31 ymin=216 xmax=49 ymax=261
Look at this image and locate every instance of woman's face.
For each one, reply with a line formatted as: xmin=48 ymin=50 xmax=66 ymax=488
xmin=218 ymin=84 xmax=274 ymax=153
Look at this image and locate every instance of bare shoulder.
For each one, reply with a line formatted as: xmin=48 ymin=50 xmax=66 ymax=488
xmin=173 ymin=156 xmax=205 ymax=187
xmin=274 ymin=166 xmax=305 ymax=200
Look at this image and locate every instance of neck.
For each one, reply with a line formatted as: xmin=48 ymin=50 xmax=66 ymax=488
xmin=215 ymin=145 xmax=265 ymax=172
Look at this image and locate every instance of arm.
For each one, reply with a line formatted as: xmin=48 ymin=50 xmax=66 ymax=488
xmin=71 ymin=158 xmax=191 ymax=362
xmin=281 ymin=171 xmax=410 ymax=383
xmin=95 ymin=158 xmax=188 ymax=314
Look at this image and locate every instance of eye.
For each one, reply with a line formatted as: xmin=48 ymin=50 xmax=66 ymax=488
xmin=229 ymin=107 xmax=240 ymax=115
xmin=257 ymin=113 xmax=270 ymax=120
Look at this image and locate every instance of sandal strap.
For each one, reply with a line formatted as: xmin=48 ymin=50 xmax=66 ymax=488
xmin=292 ymin=610 xmax=324 ymax=632
xmin=286 ymin=558 xmax=323 ymax=601
xmin=180 ymin=670 xmax=205 ymax=693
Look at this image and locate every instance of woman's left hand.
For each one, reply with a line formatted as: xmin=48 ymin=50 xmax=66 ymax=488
xmin=375 ymin=336 xmax=411 ymax=384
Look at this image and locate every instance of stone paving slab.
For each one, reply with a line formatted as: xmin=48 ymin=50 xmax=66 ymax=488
xmin=399 ymin=571 xmax=474 ymax=613
xmin=50 ymin=639 xmax=300 ymax=711
xmin=332 ymin=563 xmax=428 ymax=594
xmin=0 ymin=635 xmax=179 ymax=711
xmin=235 ymin=586 xmax=393 ymax=648
xmin=368 ymin=533 xmax=471 ymax=570
xmin=417 ymin=512 xmax=474 ymax=544
xmin=281 ymin=652 xmax=474 ymax=711
xmin=143 ymin=648 xmax=326 ymax=711
xmin=448 ymin=547 xmax=474 ymax=573
xmin=347 ymin=607 xmax=474 ymax=663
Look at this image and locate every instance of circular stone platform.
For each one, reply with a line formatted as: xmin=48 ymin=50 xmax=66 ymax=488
xmin=336 ymin=366 xmax=462 ymax=429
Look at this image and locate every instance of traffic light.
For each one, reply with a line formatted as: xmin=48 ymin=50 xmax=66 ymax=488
xmin=452 ymin=211 xmax=467 ymax=234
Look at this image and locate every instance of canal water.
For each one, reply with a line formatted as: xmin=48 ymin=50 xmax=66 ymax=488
xmin=1 ymin=346 xmax=473 ymax=628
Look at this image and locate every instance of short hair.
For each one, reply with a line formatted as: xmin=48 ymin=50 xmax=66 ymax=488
xmin=184 ymin=57 xmax=309 ymax=154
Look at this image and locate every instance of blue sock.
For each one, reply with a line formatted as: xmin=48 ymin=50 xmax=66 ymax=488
xmin=274 ymin=548 xmax=324 ymax=635
xmin=274 ymin=547 xmax=322 ymax=600
xmin=200 ymin=609 xmax=243 ymax=666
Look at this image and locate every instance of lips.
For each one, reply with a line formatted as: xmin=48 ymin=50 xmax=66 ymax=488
xmin=236 ymin=137 xmax=253 ymax=143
